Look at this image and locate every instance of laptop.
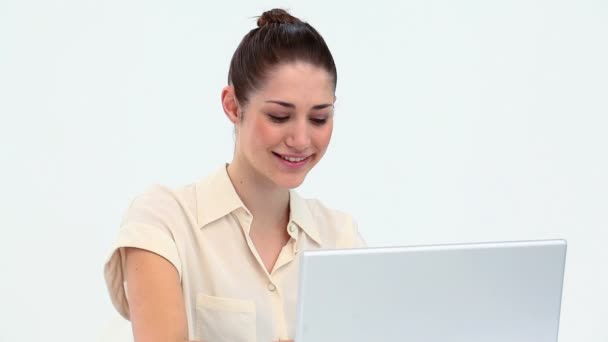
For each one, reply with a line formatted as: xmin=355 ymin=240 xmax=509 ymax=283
xmin=295 ymin=239 xmax=566 ymax=342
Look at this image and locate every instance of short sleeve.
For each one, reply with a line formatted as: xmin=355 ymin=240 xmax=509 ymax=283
xmin=103 ymin=185 xmax=183 ymax=319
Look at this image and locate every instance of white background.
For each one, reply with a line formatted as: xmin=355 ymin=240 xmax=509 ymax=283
xmin=1 ymin=0 xmax=606 ymax=341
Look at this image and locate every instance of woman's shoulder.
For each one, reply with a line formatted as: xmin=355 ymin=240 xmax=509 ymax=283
xmin=292 ymin=192 xmax=366 ymax=248
xmin=122 ymin=180 xmax=199 ymax=229
xmin=301 ymin=196 xmax=354 ymax=223
xmin=129 ymin=165 xmax=235 ymax=214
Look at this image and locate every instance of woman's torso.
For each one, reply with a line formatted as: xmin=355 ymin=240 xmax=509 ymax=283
xmin=104 ymin=165 xmax=366 ymax=342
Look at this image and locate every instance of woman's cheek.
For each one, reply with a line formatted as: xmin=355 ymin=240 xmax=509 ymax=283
xmin=255 ymin=119 xmax=283 ymax=145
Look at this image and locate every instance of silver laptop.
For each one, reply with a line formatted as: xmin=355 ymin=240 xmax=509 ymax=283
xmin=295 ymin=239 xmax=566 ymax=342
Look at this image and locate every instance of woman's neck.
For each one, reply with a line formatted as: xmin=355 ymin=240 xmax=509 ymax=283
xmin=226 ymin=160 xmax=290 ymax=229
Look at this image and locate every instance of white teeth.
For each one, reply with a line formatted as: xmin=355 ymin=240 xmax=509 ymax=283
xmin=281 ymin=155 xmax=307 ymax=162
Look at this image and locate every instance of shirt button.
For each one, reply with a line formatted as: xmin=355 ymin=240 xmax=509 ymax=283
xmin=288 ymin=224 xmax=297 ymax=233
xmin=267 ymin=283 xmax=276 ymax=292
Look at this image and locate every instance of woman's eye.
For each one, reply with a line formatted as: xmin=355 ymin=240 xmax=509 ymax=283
xmin=310 ymin=118 xmax=328 ymax=126
xmin=267 ymin=114 xmax=289 ymax=123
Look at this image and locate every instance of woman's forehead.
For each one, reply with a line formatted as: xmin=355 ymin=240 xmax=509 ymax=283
xmin=253 ymin=62 xmax=335 ymax=105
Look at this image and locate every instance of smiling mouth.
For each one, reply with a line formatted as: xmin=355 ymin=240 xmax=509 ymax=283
xmin=272 ymin=152 xmax=311 ymax=163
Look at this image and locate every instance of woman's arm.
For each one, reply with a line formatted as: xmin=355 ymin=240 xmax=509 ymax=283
xmin=125 ymin=247 xmax=199 ymax=342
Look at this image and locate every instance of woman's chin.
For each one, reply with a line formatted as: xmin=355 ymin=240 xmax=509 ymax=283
xmin=272 ymin=173 xmax=307 ymax=189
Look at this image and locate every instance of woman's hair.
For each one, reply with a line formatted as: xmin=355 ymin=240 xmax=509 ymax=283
xmin=228 ymin=8 xmax=337 ymax=106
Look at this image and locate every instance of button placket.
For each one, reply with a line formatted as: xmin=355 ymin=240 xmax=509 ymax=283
xmin=237 ymin=210 xmax=273 ymax=279
xmin=293 ymin=239 xmax=299 ymax=254
xmin=288 ymin=224 xmax=297 ymax=234
xmin=287 ymin=223 xmax=299 ymax=243
xmin=288 ymin=223 xmax=299 ymax=255
xmin=267 ymin=280 xmax=289 ymax=340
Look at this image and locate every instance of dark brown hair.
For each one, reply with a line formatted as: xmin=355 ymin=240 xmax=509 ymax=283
xmin=228 ymin=8 xmax=337 ymax=106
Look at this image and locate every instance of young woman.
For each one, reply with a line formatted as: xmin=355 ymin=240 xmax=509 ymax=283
xmin=104 ymin=8 xmax=365 ymax=342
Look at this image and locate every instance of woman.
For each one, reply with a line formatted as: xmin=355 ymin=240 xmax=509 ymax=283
xmin=104 ymin=8 xmax=365 ymax=342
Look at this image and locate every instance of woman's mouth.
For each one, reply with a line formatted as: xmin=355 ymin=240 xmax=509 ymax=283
xmin=273 ymin=152 xmax=312 ymax=168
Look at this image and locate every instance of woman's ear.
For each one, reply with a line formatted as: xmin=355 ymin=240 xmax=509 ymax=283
xmin=221 ymin=86 xmax=241 ymax=124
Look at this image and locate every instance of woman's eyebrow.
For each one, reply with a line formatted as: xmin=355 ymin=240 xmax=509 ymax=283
xmin=265 ymin=100 xmax=333 ymax=110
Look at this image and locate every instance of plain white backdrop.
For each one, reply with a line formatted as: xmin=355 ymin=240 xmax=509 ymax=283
xmin=1 ymin=0 xmax=606 ymax=341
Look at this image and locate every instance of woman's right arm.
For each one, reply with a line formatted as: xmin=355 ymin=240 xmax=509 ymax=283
xmin=125 ymin=247 xmax=200 ymax=342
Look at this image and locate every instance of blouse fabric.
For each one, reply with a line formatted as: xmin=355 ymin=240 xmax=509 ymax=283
xmin=104 ymin=165 xmax=366 ymax=342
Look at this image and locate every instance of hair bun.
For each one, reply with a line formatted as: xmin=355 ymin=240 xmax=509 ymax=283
xmin=257 ymin=8 xmax=302 ymax=27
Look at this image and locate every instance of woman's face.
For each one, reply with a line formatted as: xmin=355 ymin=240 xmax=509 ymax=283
xmin=228 ymin=62 xmax=335 ymax=189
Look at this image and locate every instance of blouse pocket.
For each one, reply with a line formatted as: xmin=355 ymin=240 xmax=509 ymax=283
xmin=196 ymin=294 xmax=257 ymax=342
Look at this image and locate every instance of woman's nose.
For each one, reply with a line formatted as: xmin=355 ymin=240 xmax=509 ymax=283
xmin=285 ymin=120 xmax=311 ymax=151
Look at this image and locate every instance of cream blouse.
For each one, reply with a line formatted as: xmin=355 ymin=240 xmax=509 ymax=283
xmin=104 ymin=165 xmax=366 ymax=342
